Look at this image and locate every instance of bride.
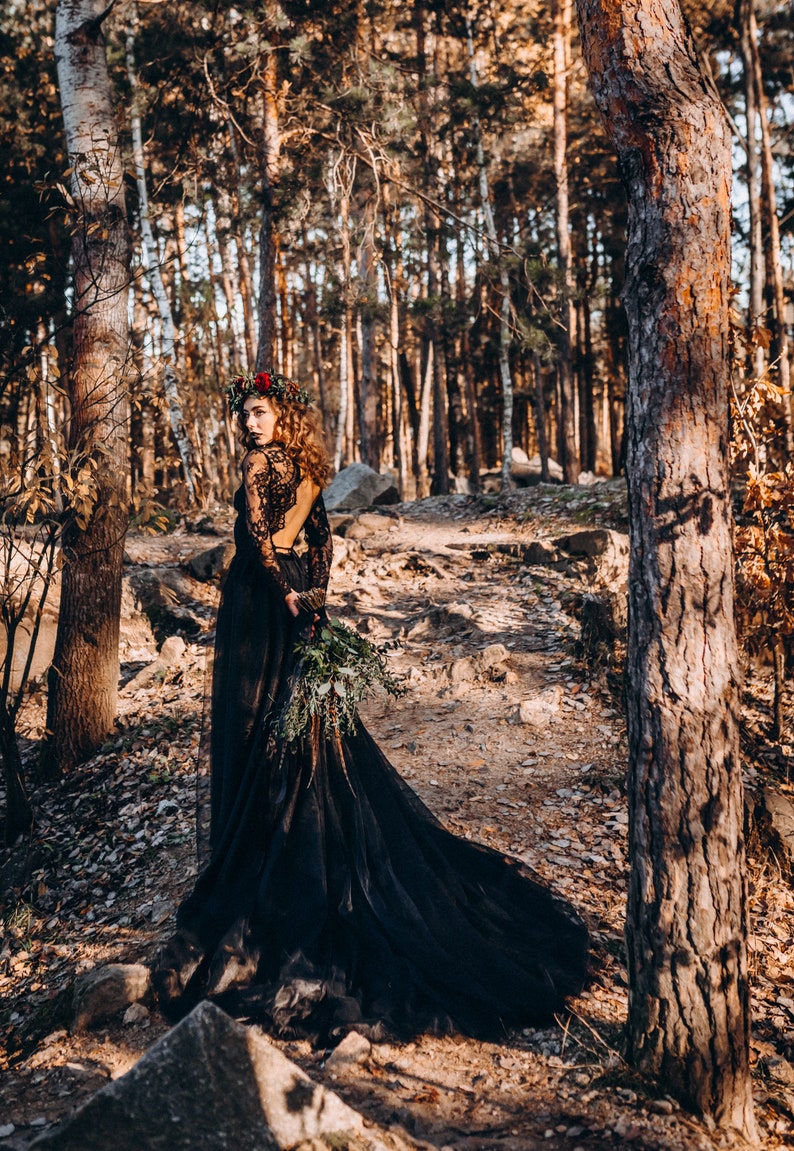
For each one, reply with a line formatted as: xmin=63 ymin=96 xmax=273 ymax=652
xmin=154 ymin=369 xmax=588 ymax=1041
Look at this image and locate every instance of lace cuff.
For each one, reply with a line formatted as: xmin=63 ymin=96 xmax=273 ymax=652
xmin=242 ymin=451 xmax=292 ymax=598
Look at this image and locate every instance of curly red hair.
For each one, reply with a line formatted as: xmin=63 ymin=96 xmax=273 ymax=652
xmin=237 ymin=396 xmax=331 ymax=489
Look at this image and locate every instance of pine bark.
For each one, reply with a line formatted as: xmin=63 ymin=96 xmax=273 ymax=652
xmin=466 ymin=19 xmax=514 ymax=491
xmin=577 ymin=0 xmax=757 ymax=1138
xmin=553 ymin=0 xmax=580 ymax=482
xmin=256 ymin=48 xmax=280 ymax=371
xmin=47 ymin=0 xmax=131 ymax=773
xmin=735 ymin=0 xmax=765 ymax=382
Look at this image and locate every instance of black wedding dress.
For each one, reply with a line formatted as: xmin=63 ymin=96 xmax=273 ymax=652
xmin=155 ymin=441 xmax=588 ymax=1041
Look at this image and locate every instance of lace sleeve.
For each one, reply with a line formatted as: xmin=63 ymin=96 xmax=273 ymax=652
xmin=305 ymin=494 xmax=333 ymax=592
xmin=242 ymin=451 xmax=292 ymax=597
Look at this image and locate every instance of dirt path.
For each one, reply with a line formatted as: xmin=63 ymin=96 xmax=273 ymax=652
xmin=1 ymin=483 xmax=792 ymax=1150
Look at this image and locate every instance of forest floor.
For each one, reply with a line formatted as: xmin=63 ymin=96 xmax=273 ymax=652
xmin=2 ymin=480 xmax=794 ymax=1149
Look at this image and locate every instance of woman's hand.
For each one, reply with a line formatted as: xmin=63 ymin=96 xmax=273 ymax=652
xmin=285 ymin=590 xmax=300 ymax=618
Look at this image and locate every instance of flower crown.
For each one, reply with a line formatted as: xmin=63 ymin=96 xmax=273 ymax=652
xmin=224 ymin=370 xmax=312 ymax=413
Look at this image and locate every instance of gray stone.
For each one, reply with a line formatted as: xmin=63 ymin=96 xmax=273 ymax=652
xmin=517 ymin=687 xmax=564 ymax=727
xmin=122 ymin=1003 xmax=150 ymax=1027
xmin=72 ymin=964 xmax=151 ymax=1033
xmin=325 ymin=1030 xmax=372 ymax=1071
xmin=186 ymin=542 xmax=236 ymax=582
xmin=32 ymin=1002 xmax=412 ymax=1151
xmin=325 ymin=463 xmax=400 ymax=512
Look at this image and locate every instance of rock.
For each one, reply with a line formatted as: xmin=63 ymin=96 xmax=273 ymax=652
xmin=517 ymin=687 xmax=564 ymax=727
xmin=126 ymin=568 xmax=205 ymax=638
xmin=72 ymin=964 xmax=151 ymax=1033
xmin=577 ymin=592 xmax=628 ymax=663
xmin=325 ymin=463 xmax=400 ymax=512
xmin=578 ymin=470 xmax=606 ymax=486
xmin=510 ymin=452 xmax=564 ymax=485
xmin=122 ymin=1003 xmax=150 ymax=1027
xmin=158 ymin=635 xmax=187 ymax=666
xmin=119 ymin=580 xmax=158 ymax=662
xmin=325 ymin=1030 xmax=372 ymax=1071
xmin=556 ymin=528 xmax=629 ymax=588
xmin=356 ymin=511 xmax=400 ymax=531
xmin=748 ymin=787 xmax=794 ymax=879
xmin=647 ymin=1099 xmax=674 ymax=1115
xmin=479 ymin=643 xmax=509 ymax=669
xmin=122 ymin=636 xmax=188 ymax=692
xmin=186 ymin=542 xmax=235 ymax=582
xmin=328 ymin=513 xmax=355 ymax=536
xmin=32 ymin=1002 xmax=413 ymax=1151
xmin=522 ymin=540 xmax=560 ymax=566
xmin=449 ymin=657 xmax=477 ymax=683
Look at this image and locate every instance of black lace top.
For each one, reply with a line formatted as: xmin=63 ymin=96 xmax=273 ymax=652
xmin=240 ymin=442 xmax=332 ymax=597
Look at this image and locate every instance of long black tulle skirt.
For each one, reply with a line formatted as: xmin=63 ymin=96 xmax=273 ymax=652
xmin=155 ymin=547 xmax=588 ymax=1041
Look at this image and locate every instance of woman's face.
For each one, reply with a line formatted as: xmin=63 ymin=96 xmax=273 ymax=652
xmin=243 ymin=395 xmax=276 ymax=446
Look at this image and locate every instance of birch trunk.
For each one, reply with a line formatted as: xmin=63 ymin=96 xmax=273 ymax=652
xmin=126 ymin=22 xmax=201 ymax=505
xmin=47 ymin=0 xmax=131 ymax=773
xmin=577 ymin=0 xmax=756 ymax=1137
xmin=553 ymin=0 xmax=580 ymax=482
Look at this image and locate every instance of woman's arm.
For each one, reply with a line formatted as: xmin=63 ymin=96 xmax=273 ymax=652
xmin=241 ymin=451 xmax=293 ymax=598
xmin=305 ymin=493 xmax=333 ymax=592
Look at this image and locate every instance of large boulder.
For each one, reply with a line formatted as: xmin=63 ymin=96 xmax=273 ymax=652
xmin=186 ymin=542 xmax=236 ymax=582
xmin=324 ymin=463 xmax=400 ymax=512
xmin=0 ymin=536 xmax=158 ymax=686
xmin=555 ymin=528 xmax=629 ymax=589
xmin=31 ymin=1001 xmax=414 ymax=1151
xmin=72 ymin=964 xmax=152 ymax=1033
xmin=509 ymin=448 xmax=564 ymax=485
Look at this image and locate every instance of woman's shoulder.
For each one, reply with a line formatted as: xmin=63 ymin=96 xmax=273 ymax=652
xmin=242 ymin=441 xmax=289 ymax=470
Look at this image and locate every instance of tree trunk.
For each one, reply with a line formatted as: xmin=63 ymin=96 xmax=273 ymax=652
xmin=577 ymin=0 xmax=757 ymax=1139
xmin=743 ymin=0 xmax=792 ymax=451
xmin=735 ymin=0 xmax=765 ymax=383
xmin=126 ymin=21 xmax=202 ymax=506
xmin=456 ymin=227 xmax=482 ymax=490
xmin=47 ymin=0 xmax=131 ymax=774
xmin=553 ymin=0 xmax=580 ymax=483
xmin=0 ymin=711 xmax=32 ymax=844
xmin=357 ymin=193 xmax=379 ymax=469
xmin=382 ymin=186 xmax=410 ymax=496
xmin=256 ymin=49 xmax=280 ymax=371
xmin=533 ymin=351 xmax=551 ymax=482
xmin=465 ymin=19 xmax=514 ymax=491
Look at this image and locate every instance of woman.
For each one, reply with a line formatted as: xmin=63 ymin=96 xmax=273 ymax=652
xmin=155 ymin=369 xmax=588 ymax=1041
